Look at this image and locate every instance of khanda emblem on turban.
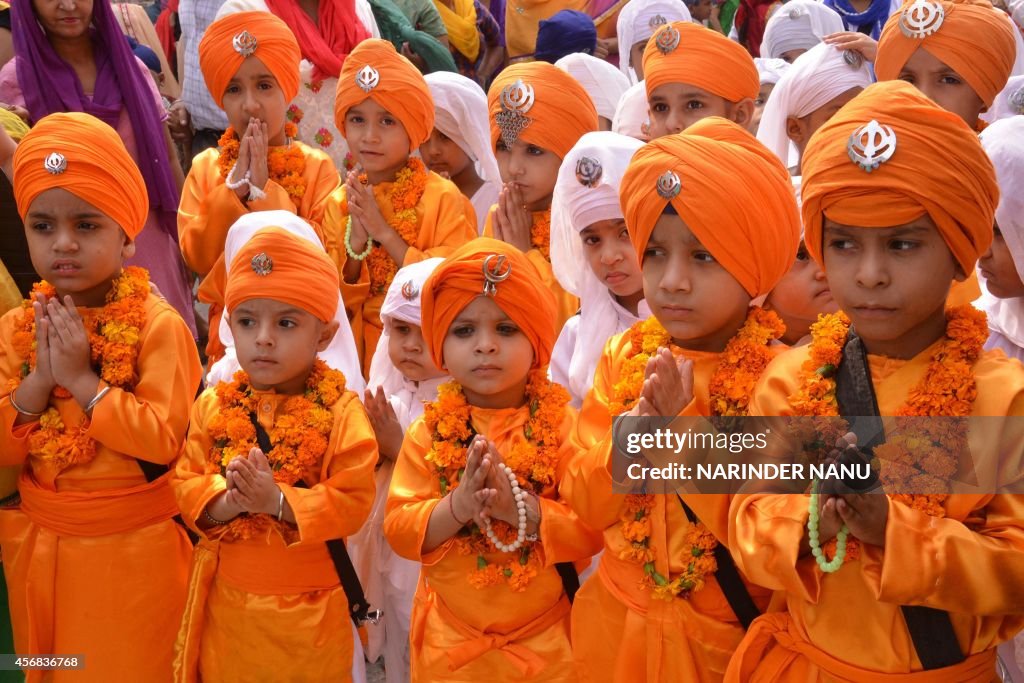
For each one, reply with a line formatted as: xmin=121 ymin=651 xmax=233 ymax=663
xmin=1010 ymin=86 xmax=1024 ymax=115
xmin=843 ymin=50 xmax=863 ymax=69
xmin=44 ymin=152 xmax=67 ymax=175
xmin=648 ymin=14 xmax=668 ymax=28
xmin=250 ymin=252 xmax=274 ymax=276
xmin=898 ymin=0 xmax=944 ymax=39
xmin=232 ymin=30 xmax=258 ymax=57
xmin=654 ymin=25 xmax=680 ymax=54
xmin=482 ymin=254 xmax=512 ymax=297
xmin=576 ymin=156 xmax=602 ymax=188
xmin=496 ymin=80 xmax=535 ymax=148
xmin=401 ymin=280 xmax=419 ymax=301
xmin=847 ymin=120 xmax=897 ymax=173
xmin=656 ymin=170 xmax=681 ymax=199
xmin=356 ymin=65 xmax=380 ymax=93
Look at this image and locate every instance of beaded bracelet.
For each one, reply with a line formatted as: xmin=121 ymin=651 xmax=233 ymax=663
xmin=483 ymin=463 xmax=529 ymax=553
xmin=808 ymin=481 xmax=849 ymax=573
xmin=344 ymin=215 xmax=374 ymax=261
xmin=224 ymin=163 xmax=251 ymax=191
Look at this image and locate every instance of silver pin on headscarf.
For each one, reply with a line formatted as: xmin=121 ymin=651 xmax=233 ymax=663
xmin=898 ymin=0 xmax=944 ymax=39
xmin=654 ymin=25 xmax=680 ymax=54
xmin=648 ymin=14 xmax=667 ymax=29
xmin=847 ymin=120 xmax=897 ymax=173
xmin=250 ymin=252 xmax=274 ymax=276
xmin=356 ymin=65 xmax=380 ymax=93
xmin=495 ymin=80 xmax=535 ymax=148
xmin=401 ymin=280 xmax=419 ymax=301
xmin=656 ymin=170 xmax=681 ymax=199
xmin=482 ymin=254 xmax=512 ymax=297
xmin=575 ymin=156 xmax=602 ymax=188
xmin=1010 ymin=85 xmax=1024 ymax=115
xmin=44 ymin=152 xmax=67 ymax=175
xmin=232 ymin=30 xmax=258 ymax=57
xmin=843 ymin=50 xmax=863 ymax=69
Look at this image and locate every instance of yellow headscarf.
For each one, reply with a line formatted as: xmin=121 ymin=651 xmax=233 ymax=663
xmin=433 ymin=0 xmax=480 ymax=61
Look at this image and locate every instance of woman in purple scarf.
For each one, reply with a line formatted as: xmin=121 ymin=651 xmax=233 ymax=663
xmin=0 ymin=0 xmax=197 ymax=335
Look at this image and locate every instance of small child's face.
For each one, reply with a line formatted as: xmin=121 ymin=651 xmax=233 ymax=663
xmin=24 ymin=187 xmax=134 ymax=306
xmin=690 ymin=0 xmax=712 ymax=22
xmin=420 ymin=128 xmax=473 ymax=180
xmin=441 ymin=296 xmax=535 ymax=409
xmin=642 ymin=214 xmax=751 ymax=351
xmin=979 ymin=225 xmax=1024 ymax=299
xmin=494 ymin=138 xmax=561 ymax=211
xmin=822 ymin=217 xmax=961 ymax=356
xmin=580 ymin=218 xmax=644 ymax=300
xmin=629 ymin=40 xmax=647 ymax=80
xmin=222 ymin=56 xmax=289 ymax=145
xmin=780 ymin=49 xmax=807 ymax=65
xmin=786 ymin=87 xmax=861 ymax=158
xmin=648 ymin=82 xmax=734 ymax=138
xmin=897 ymin=48 xmax=984 ymax=127
xmin=764 ymin=242 xmax=837 ymax=343
xmin=229 ymin=299 xmax=339 ymax=394
xmin=753 ymin=83 xmax=775 ymax=133
xmin=344 ymin=99 xmax=412 ymax=183
xmin=387 ymin=319 xmax=446 ymax=382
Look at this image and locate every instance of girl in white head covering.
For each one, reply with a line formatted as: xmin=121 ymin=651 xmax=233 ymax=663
xmin=615 ymin=0 xmax=692 ymax=83
xmin=555 ymin=53 xmax=631 ymax=130
xmin=760 ymin=0 xmax=845 ymax=62
xmin=206 ymin=211 xmax=366 ymax=396
xmin=612 ymin=80 xmax=652 ymax=141
xmin=550 ymin=131 xmax=649 ymax=407
xmin=753 ymin=57 xmax=791 ymax=133
xmin=422 ymin=72 xmax=502 ymax=234
xmin=349 ymin=257 xmax=448 ymax=683
xmin=978 ymin=116 xmax=1024 ymax=361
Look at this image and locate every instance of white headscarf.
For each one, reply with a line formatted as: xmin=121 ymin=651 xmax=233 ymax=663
xmin=366 ymin=258 xmax=448 ymax=429
xmin=550 ymin=132 xmax=648 ymax=404
xmin=984 ymin=75 xmax=1024 ymax=123
xmin=616 ymin=0 xmax=692 ymax=83
xmin=555 ymin=52 xmax=631 ymax=121
xmin=206 ymin=211 xmax=366 ymax=396
xmin=756 ymin=42 xmax=873 ymax=169
xmin=978 ymin=117 xmax=1024 ymax=354
xmin=760 ymin=0 xmax=844 ymax=60
xmin=613 ymin=80 xmax=651 ymax=140
xmin=754 ymin=56 xmax=792 ymax=85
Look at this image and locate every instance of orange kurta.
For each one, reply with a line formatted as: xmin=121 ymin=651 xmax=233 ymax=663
xmin=324 ymin=171 xmax=476 ymax=373
xmin=179 ymin=144 xmax=340 ymax=361
xmin=505 ymin=0 xmax=589 ymax=59
xmin=727 ymin=342 xmax=1024 ymax=682
xmin=383 ymin=404 xmax=601 ymax=682
xmin=0 ymin=293 xmax=202 ymax=683
xmin=560 ymin=327 xmax=777 ymax=683
xmin=171 ymin=385 xmax=378 ymax=683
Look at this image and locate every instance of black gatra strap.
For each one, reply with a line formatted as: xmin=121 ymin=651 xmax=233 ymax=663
xmin=555 ymin=562 xmax=581 ymax=603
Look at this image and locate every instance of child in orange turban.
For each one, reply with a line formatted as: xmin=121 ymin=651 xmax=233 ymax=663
xmin=727 ymin=80 xmax=1024 ymax=683
xmin=484 ymin=62 xmax=599 ymax=332
xmin=562 ymin=117 xmax=799 ymax=683
xmin=383 ymin=238 xmax=601 ymax=683
xmin=328 ymin=38 xmax=477 ymax=375
xmin=642 ymin=21 xmax=761 ymax=136
xmin=0 ymin=112 xmax=202 ymax=681
xmin=172 ymin=226 xmax=378 ymax=682
xmin=181 ymin=10 xmax=342 ymax=364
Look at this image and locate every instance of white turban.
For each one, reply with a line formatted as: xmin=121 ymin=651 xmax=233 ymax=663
xmin=555 ymin=52 xmax=631 ymax=120
xmin=612 ymin=79 xmax=651 ymax=140
xmin=616 ymin=0 xmax=692 ymax=83
xmin=754 ymin=56 xmax=792 ymax=85
xmin=760 ymin=0 xmax=844 ymax=60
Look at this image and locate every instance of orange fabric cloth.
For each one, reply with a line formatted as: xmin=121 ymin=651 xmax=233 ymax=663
xmin=0 ymin=294 xmax=202 ymax=682
xmin=560 ymin=329 xmax=778 ymax=682
xmin=619 ymin=120 xmax=801 ymax=297
xmin=875 ymin=0 xmax=1015 ymax=108
xmin=225 ymin=226 xmax=340 ymax=322
xmin=198 ymin=11 xmax=301 ymax=108
xmin=13 ymin=112 xmax=149 ymax=239
xmin=420 ymin=237 xmax=557 ymax=371
xmin=171 ymin=385 xmax=378 ymax=683
xmin=383 ymin=404 xmax=601 ymax=681
xmin=801 ymin=80 xmax=999 ymax=277
xmin=726 ymin=343 xmax=1024 ymax=681
xmin=334 ymin=39 xmax=435 ymax=151
xmin=179 ymin=145 xmax=338 ymax=362
xmin=324 ymin=171 xmax=476 ymax=373
xmin=504 ymin=0 xmax=588 ymax=59
xmin=487 ymin=62 xmax=598 ymax=159
xmin=642 ymin=21 xmax=759 ymax=104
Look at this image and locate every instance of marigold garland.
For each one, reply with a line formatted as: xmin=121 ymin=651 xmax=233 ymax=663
xmin=6 ymin=267 xmax=150 ymax=473
xmin=612 ymin=308 xmax=785 ymax=600
xmin=217 ymin=122 xmax=307 ymax=205
xmin=205 ymin=360 xmax=347 ymax=542
xmin=421 ymin=370 xmax=569 ymax=591
xmin=531 ymin=210 xmax=551 ymax=261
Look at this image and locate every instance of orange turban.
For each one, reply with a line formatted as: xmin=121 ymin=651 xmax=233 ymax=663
xmin=619 ymin=118 xmax=800 ymax=298
xmin=421 ymin=238 xmax=557 ymax=370
xmin=801 ymin=81 xmax=998 ymax=275
xmin=225 ymin=227 xmax=340 ymax=323
xmin=643 ymin=21 xmax=759 ymax=104
xmin=875 ymin=0 xmax=1015 ymax=107
xmin=199 ymin=11 xmax=301 ymax=109
xmin=334 ymin=39 xmax=434 ymax=151
xmin=487 ymin=62 xmax=598 ymax=159
xmin=13 ymin=112 xmax=148 ymax=238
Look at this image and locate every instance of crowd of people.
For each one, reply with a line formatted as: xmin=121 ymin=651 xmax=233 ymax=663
xmin=0 ymin=0 xmax=1023 ymax=680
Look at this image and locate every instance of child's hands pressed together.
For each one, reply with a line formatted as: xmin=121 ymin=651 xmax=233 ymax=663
xmin=452 ymin=435 xmax=492 ymax=527
xmin=636 ymin=349 xmax=694 ymax=417
xmin=46 ymin=295 xmax=101 ymax=408
xmin=29 ymin=293 xmax=56 ymax=392
xmin=493 ymin=184 xmax=534 ymax=254
xmin=346 ymin=172 xmax=391 ymax=244
xmin=364 ymin=386 xmax=404 ymax=461
xmin=475 ymin=440 xmax=540 ymax=535
xmin=836 ymin=493 xmax=889 ymax=548
xmin=246 ymin=118 xmax=270 ymax=195
xmin=227 ymin=448 xmax=282 ymax=516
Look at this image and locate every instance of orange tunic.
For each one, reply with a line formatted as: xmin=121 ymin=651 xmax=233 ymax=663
xmin=171 ymin=385 xmax=378 ymax=683
xmin=178 ymin=144 xmax=340 ymax=361
xmin=383 ymin=403 xmax=601 ymax=682
xmin=505 ymin=0 xmax=589 ymax=58
xmin=727 ymin=342 xmax=1024 ymax=682
xmin=0 ymin=294 xmax=202 ymax=683
xmin=324 ymin=171 xmax=476 ymax=374
xmin=560 ymin=328 xmax=776 ymax=683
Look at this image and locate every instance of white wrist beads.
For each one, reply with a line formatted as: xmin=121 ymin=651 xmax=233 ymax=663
xmin=225 ymin=162 xmax=267 ymax=202
xmin=483 ymin=462 xmax=529 ymax=553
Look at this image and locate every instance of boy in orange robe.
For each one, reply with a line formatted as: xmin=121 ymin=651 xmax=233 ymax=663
xmin=0 ymin=113 xmax=202 ymax=682
xmin=383 ymin=238 xmax=601 ymax=681
xmin=178 ymin=11 xmax=341 ymax=362
xmin=560 ymin=117 xmax=801 ymax=682
xmin=171 ymin=227 xmax=378 ymax=682
xmin=328 ymin=39 xmax=477 ymax=375
xmin=726 ymin=81 xmax=1024 ymax=682
xmin=484 ymin=62 xmax=599 ymax=332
